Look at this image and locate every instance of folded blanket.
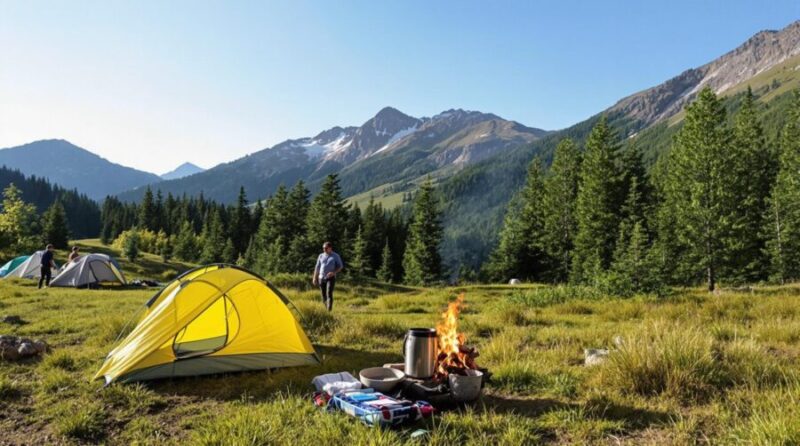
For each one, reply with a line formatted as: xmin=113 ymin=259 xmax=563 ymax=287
xmin=312 ymin=372 xmax=363 ymax=396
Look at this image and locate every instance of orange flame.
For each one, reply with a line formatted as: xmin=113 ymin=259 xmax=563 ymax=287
xmin=435 ymin=294 xmax=477 ymax=378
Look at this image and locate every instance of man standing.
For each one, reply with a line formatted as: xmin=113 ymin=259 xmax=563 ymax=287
xmin=312 ymin=241 xmax=343 ymax=311
xmin=38 ymin=244 xmax=56 ymax=289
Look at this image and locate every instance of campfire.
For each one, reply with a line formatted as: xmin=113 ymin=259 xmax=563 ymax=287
xmin=434 ymin=294 xmax=481 ymax=380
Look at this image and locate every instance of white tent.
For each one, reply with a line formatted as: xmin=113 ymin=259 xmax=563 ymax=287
xmin=50 ymin=254 xmax=126 ymax=288
xmin=5 ymin=250 xmax=56 ymax=279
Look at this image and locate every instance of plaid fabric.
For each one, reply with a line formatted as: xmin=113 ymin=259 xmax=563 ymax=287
xmin=327 ymin=390 xmax=434 ymax=428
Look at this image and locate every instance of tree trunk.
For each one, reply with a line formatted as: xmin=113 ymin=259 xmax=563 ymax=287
xmin=707 ymin=263 xmax=715 ymax=292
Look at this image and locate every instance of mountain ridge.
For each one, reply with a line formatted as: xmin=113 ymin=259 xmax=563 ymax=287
xmin=116 ymin=107 xmax=549 ymax=202
xmin=0 ymin=139 xmax=161 ymax=201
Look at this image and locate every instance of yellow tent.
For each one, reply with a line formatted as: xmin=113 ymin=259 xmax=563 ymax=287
xmin=95 ymin=265 xmax=320 ymax=384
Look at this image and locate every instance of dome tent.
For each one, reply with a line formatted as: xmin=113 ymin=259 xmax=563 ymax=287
xmin=95 ymin=264 xmax=320 ymax=384
xmin=50 ymin=253 xmax=126 ymax=288
xmin=4 ymin=250 xmax=57 ymax=279
xmin=0 ymin=255 xmax=29 ymax=278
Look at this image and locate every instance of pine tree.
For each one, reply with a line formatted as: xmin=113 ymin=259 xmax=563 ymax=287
xmin=251 ymin=200 xmax=264 ymax=236
xmin=387 ymin=208 xmax=407 ymax=281
xmin=377 ymin=240 xmax=393 ymax=283
xmin=174 ymin=221 xmax=199 ymax=262
xmin=306 ymin=174 xmax=348 ymax=250
xmin=222 ymin=237 xmax=237 ymax=264
xmin=662 ymin=87 xmax=735 ymax=291
xmin=138 ymin=187 xmax=156 ymax=231
xmin=541 ymin=139 xmax=581 ymax=282
xmin=571 ymin=116 xmax=622 ymax=283
xmin=156 ymin=230 xmax=172 ymax=262
xmin=485 ymin=157 xmax=548 ymax=281
xmin=229 ymin=187 xmax=251 ymax=258
xmin=403 ymin=180 xmax=443 ymax=285
xmin=242 ymin=236 xmax=257 ymax=269
xmin=362 ymin=197 xmax=386 ymax=274
xmin=199 ymin=209 xmax=226 ymax=264
xmin=154 ymin=190 xmax=165 ymax=233
xmin=766 ymin=90 xmax=800 ymax=283
xmin=609 ymin=174 xmax=661 ymax=294
xmin=287 ymin=181 xmax=310 ymax=236
xmin=348 ymin=227 xmax=370 ymax=282
xmin=41 ymin=200 xmax=70 ymax=249
xmin=124 ymin=227 xmax=141 ymax=262
xmin=728 ymin=87 xmax=773 ymax=282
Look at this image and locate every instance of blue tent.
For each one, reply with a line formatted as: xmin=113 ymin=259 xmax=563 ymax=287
xmin=0 ymin=256 xmax=29 ymax=277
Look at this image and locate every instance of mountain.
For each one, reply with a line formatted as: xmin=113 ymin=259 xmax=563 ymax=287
xmin=117 ymin=107 xmax=549 ymax=203
xmin=0 ymin=139 xmax=161 ymax=201
xmin=611 ymin=20 xmax=800 ymax=132
xmin=161 ymin=162 xmax=205 ymax=180
xmin=437 ymin=19 xmax=800 ymax=270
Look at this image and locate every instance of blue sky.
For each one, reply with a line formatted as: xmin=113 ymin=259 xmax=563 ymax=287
xmin=1 ymin=1 xmax=797 ymax=173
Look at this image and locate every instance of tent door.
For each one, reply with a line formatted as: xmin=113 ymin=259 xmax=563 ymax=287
xmin=173 ymin=296 xmax=238 ymax=359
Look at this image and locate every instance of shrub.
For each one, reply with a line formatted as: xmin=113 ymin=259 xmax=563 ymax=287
xmin=55 ymin=403 xmax=105 ymax=441
xmin=599 ymin=321 xmax=720 ymax=402
xmin=43 ymin=350 xmax=78 ymax=371
xmin=269 ymin=273 xmax=315 ymax=291
xmin=0 ymin=374 xmax=20 ymax=398
xmin=729 ymin=383 xmax=800 ymax=445
xmin=509 ymin=285 xmax=603 ymax=308
xmin=293 ymin=300 xmax=337 ymax=338
xmin=488 ymin=302 xmax=530 ymax=326
xmin=113 ymin=227 xmax=158 ymax=255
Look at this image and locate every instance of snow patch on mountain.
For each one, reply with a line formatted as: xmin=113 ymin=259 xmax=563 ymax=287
xmin=373 ymin=125 xmax=419 ymax=156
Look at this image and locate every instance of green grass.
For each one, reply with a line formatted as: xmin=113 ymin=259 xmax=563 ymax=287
xmin=1 ymin=245 xmax=800 ymax=443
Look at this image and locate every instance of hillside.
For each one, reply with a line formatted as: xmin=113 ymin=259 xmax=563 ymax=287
xmin=438 ymin=20 xmax=800 ymax=271
xmin=117 ymin=108 xmax=548 ymax=203
xmin=0 ymin=140 xmax=161 ymax=201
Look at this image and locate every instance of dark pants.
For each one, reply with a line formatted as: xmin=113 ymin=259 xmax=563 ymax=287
xmin=319 ymin=277 xmax=335 ymax=311
xmin=38 ymin=266 xmax=51 ymax=289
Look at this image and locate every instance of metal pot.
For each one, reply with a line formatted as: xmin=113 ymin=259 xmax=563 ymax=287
xmin=403 ymin=328 xmax=437 ymax=379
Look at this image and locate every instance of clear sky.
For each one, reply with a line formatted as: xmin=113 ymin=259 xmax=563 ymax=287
xmin=1 ymin=1 xmax=798 ymax=174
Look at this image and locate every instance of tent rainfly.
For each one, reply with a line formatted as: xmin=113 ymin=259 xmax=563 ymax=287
xmin=50 ymin=253 xmax=126 ymax=288
xmin=4 ymin=251 xmax=56 ymax=279
xmin=0 ymin=255 xmax=29 ymax=278
xmin=94 ymin=264 xmax=320 ymax=384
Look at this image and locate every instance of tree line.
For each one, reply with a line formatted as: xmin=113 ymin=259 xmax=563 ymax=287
xmin=101 ymin=175 xmax=447 ymax=286
xmin=486 ymin=87 xmax=800 ymax=292
xmin=0 ymin=166 xmax=100 ymax=239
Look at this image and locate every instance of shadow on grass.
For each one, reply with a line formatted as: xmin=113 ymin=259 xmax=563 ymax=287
xmin=144 ymin=345 xmax=400 ymax=402
xmin=482 ymin=394 xmax=576 ymax=417
xmin=483 ymin=393 xmax=673 ymax=431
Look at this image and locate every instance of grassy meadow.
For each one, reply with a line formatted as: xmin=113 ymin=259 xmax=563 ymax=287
xmin=1 ymin=244 xmax=800 ymax=444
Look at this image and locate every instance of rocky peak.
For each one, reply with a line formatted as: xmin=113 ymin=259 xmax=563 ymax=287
xmin=612 ymin=20 xmax=800 ymax=129
xmin=323 ymin=107 xmax=421 ymax=165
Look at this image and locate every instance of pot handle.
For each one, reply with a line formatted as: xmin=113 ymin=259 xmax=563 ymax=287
xmin=402 ymin=333 xmax=408 ymax=359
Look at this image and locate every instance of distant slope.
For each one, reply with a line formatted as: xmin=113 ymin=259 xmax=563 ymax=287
xmin=117 ymin=107 xmax=548 ymax=203
xmin=0 ymin=140 xmax=161 ymax=200
xmin=160 ymin=162 xmax=205 ymax=180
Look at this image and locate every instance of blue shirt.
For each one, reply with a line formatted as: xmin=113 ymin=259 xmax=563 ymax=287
xmin=315 ymin=252 xmax=343 ymax=280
